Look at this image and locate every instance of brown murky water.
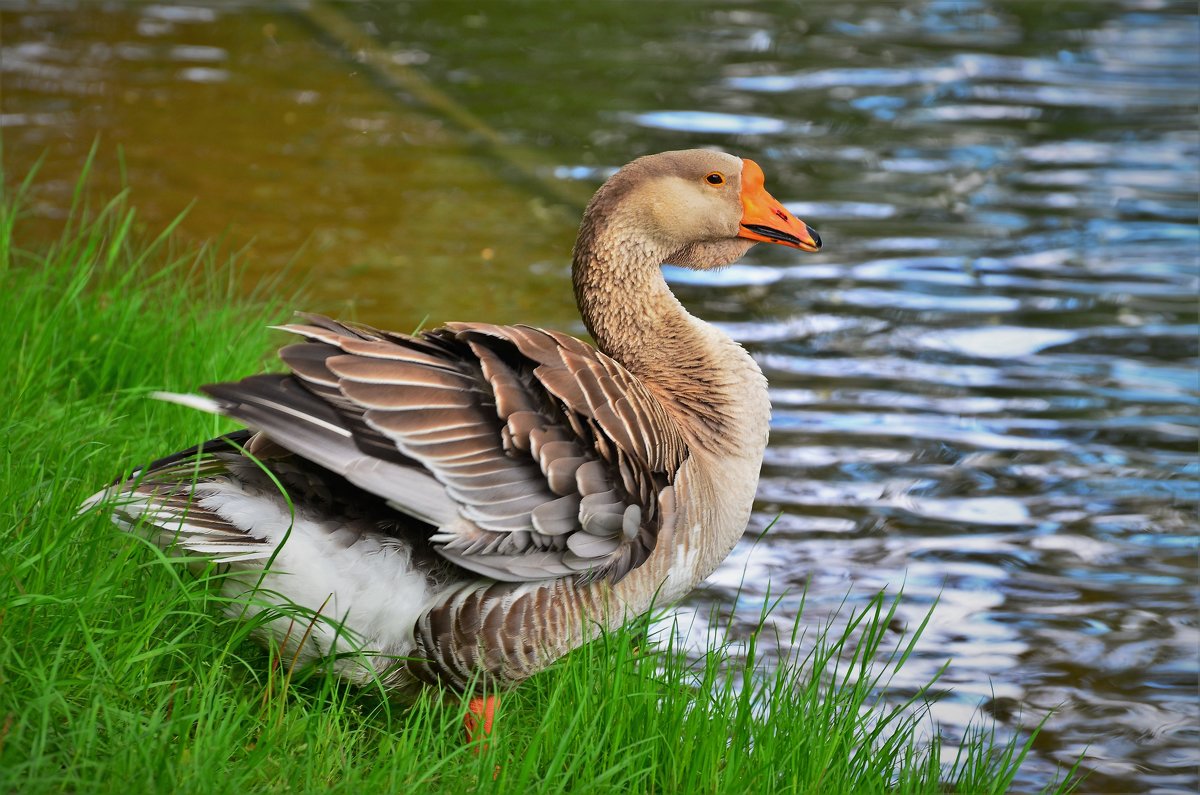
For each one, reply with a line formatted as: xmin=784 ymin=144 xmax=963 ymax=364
xmin=1 ymin=4 xmax=582 ymax=327
xmin=3 ymin=2 xmax=1196 ymax=791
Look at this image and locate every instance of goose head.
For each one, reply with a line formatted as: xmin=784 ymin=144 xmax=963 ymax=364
xmin=577 ymin=149 xmax=822 ymax=270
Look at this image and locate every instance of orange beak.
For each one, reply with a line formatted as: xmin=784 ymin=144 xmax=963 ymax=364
xmin=737 ymin=158 xmax=821 ymax=252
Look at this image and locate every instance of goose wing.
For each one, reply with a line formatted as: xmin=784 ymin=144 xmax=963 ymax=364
xmin=199 ymin=314 xmax=689 ymax=584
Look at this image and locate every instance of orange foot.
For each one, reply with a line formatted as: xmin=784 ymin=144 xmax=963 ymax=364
xmin=463 ymin=695 xmax=500 ymax=778
xmin=463 ymin=694 xmax=498 ymax=750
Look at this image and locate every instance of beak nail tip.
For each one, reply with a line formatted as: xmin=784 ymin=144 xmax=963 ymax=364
xmin=807 ymin=225 xmax=822 ymax=249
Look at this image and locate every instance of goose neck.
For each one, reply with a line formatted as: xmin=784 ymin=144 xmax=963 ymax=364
xmin=570 ymin=220 xmax=769 ymax=458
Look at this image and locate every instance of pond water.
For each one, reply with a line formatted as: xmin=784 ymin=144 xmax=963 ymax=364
xmin=3 ymin=2 xmax=1197 ymax=791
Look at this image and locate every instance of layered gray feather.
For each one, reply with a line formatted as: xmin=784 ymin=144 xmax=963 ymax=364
xmin=195 ymin=314 xmax=688 ymax=584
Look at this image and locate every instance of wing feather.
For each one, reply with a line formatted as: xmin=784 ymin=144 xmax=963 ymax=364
xmin=180 ymin=315 xmax=688 ymax=584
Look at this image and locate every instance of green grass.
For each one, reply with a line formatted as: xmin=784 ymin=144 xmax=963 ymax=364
xmin=0 ymin=164 xmax=1076 ymax=794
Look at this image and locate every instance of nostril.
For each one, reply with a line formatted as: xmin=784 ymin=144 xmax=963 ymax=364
xmin=807 ymin=225 xmax=822 ymax=249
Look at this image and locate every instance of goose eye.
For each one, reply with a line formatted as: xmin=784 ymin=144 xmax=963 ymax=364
xmin=705 ymin=172 xmax=725 ymax=186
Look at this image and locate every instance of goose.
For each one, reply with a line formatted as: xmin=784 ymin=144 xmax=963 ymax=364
xmin=87 ymin=149 xmax=821 ymax=742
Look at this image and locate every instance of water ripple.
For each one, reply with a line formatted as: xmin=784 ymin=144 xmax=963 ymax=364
xmin=629 ymin=110 xmax=788 ymax=135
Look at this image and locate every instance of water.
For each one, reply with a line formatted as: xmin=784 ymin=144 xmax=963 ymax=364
xmin=3 ymin=1 xmax=1197 ymax=790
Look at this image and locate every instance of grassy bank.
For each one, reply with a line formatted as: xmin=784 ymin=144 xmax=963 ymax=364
xmin=0 ymin=171 xmax=1072 ymax=794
